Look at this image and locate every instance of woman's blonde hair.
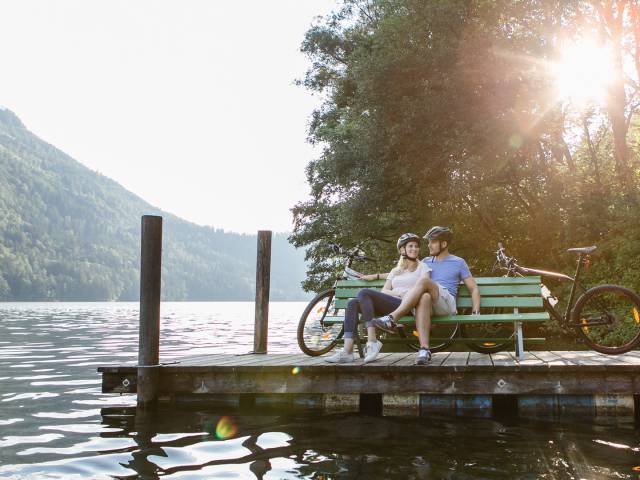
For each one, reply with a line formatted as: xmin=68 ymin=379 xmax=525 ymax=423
xmin=396 ymin=241 xmax=420 ymax=272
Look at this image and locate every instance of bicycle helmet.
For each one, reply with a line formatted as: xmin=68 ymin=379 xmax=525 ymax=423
xmin=397 ymin=233 xmax=421 ymax=253
xmin=423 ymin=226 xmax=452 ymax=243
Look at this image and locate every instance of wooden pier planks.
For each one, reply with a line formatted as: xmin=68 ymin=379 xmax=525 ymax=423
xmin=99 ymin=350 xmax=640 ymax=399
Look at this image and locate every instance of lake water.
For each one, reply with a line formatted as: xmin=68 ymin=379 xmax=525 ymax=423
xmin=1 ymin=302 xmax=639 ymax=479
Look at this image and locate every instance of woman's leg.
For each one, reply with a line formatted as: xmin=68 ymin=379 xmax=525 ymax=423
xmin=357 ymin=288 xmax=401 ymax=341
xmin=342 ymin=298 xmax=360 ymax=353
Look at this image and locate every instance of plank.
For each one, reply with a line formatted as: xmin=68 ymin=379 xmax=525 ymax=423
xmin=336 ymin=284 xmax=543 ymax=299
xmin=171 ymin=354 xmax=227 ymax=365
xmin=552 ymin=350 xmax=631 ymax=367
xmin=467 ymin=352 xmax=493 ymax=366
xmin=457 ymin=297 xmax=543 ymax=308
xmin=506 ymin=351 xmax=545 ymax=366
xmin=528 ymin=351 xmax=576 ymax=366
xmin=361 ymin=352 xmax=395 ymax=367
xmin=490 ymin=352 xmax=516 ymax=366
xmin=387 ymin=351 xmax=450 ymax=367
xmin=441 ymin=351 xmax=469 ymax=367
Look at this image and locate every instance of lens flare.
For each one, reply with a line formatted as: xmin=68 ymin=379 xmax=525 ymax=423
xmin=291 ymin=366 xmax=301 ymax=375
xmin=215 ymin=416 xmax=237 ymax=440
xmin=633 ymin=307 xmax=639 ymax=324
xmin=412 ymin=330 xmax=419 ymax=337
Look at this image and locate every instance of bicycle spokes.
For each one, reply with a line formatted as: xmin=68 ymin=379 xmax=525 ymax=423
xmin=574 ymin=286 xmax=640 ymax=353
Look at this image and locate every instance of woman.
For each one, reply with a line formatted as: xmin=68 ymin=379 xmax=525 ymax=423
xmin=326 ymin=233 xmax=431 ymax=364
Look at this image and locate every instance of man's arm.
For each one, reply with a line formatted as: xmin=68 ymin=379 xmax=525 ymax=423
xmin=463 ymin=276 xmax=481 ymax=314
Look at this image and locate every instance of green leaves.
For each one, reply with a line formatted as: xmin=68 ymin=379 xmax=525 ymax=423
xmin=293 ymin=0 xmax=640 ymax=294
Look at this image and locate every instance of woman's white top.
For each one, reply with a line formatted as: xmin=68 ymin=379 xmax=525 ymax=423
xmin=388 ymin=262 xmax=431 ymax=297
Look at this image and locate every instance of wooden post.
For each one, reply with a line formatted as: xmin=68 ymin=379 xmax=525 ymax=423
xmin=137 ymin=215 xmax=162 ymax=408
xmin=253 ymin=230 xmax=271 ymax=353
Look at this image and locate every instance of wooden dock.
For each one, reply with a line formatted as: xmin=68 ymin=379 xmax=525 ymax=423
xmin=99 ymin=350 xmax=640 ymax=417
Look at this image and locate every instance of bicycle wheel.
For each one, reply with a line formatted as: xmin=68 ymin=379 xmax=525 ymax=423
xmin=297 ymin=288 xmax=344 ymax=356
xmin=460 ymin=308 xmax=513 ymax=354
xmin=399 ymin=321 xmax=460 ymax=353
xmin=572 ymin=284 xmax=640 ymax=355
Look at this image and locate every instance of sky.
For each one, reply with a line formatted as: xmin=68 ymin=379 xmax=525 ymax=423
xmin=0 ymin=0 xmax=339 ymax=233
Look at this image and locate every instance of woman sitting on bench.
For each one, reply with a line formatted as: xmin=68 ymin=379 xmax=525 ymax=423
xmin=326 ymin=233 xmax=431 ymax=364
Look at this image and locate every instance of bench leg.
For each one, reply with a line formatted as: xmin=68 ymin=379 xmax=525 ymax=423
xmin=514 ymin=321 xmax=524 ymax=361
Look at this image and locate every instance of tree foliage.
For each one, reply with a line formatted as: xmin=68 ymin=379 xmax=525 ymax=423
xmin=291 ymin=0 xmax=640 ymax=302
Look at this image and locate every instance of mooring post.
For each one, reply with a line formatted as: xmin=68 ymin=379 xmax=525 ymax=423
xmin=253 ymin=230 xmax=271 ymax=354
xmin=137 ymin=215 xmax=163 ymax=408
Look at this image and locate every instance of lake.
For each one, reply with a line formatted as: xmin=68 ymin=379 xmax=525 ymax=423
xmin=1 ymin=302 xmax=639 ymax=479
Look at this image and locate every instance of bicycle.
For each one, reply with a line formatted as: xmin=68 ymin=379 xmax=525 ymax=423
xmin=461 ymin=242 xmax=640 ymax=355
xmin=297 ymin=243 xmax=459 ymax=356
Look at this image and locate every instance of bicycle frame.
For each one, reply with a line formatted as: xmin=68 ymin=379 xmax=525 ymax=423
xmin=497 ymin=246 xmax=591 ymax=327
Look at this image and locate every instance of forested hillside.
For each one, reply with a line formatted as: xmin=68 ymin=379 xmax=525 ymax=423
xmin=0 ymin=108 xmax=309 ymax=301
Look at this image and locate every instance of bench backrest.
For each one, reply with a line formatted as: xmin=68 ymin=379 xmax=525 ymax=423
xmin=334 ymin=276 xmax=543 ymax=310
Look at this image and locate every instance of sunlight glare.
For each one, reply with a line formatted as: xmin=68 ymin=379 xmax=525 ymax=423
xmin=553 ymin=41 xmax=613 ymax=105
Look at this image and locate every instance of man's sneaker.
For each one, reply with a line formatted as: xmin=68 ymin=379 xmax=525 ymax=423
xmin=325 ymin=349 xmax=355 ymax=364
xmin=363 ymin=340 xmax=383 ymax=364
xmin=372 ymin=315 xmax=397 ymax=333
xmin=415 ymin=347 xmax=432 ymax=365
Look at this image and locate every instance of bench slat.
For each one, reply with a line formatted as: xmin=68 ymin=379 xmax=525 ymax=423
xmin=336 ymin=276 xmax=541 ymax=288
xmin=335 ymin=296 xmax=543 ymax=309
xmin=335 ymin=284 xmax=542 ymax=299
xmin=323 ymin=311 xmax=550 ymax=324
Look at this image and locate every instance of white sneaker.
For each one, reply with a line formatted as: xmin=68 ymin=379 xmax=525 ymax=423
xmin=363 ymin=340 xmax=383 ymax=364
xmin=325 ymin=349 xmax=355 ymax=363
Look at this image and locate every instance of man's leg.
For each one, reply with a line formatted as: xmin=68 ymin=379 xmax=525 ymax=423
xmin=388 ymin=277 xmax=441 ymax=321
xmin=414 ymin=292 xmax=433 ymax=364
xmin=415 ymin=292 xmax=432 ymax=349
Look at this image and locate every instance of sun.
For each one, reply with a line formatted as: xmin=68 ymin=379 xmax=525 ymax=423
xmin=552 ymin=40 xmax=614 ymax=106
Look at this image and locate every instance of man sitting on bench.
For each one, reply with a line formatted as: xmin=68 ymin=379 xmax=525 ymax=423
xmin=372 ymin=226 xmax=481 ymax=365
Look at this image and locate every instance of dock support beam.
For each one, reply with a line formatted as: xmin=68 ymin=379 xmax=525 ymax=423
xmin=137 ymin=215 xmax=163 ymax=408
xmin=253 ymin=230 xmax=271 ymax=354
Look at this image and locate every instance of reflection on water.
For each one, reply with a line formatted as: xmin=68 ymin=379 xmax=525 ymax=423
xmin=0 ymin=302 xmax=639 ymax=479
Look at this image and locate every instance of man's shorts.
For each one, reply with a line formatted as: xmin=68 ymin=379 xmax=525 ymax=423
xmin=432 ymin=283 xmax=457 ymax=316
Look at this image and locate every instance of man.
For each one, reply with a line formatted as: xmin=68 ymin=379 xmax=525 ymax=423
xmin=373 ymin=226 xmax=481 ymax=365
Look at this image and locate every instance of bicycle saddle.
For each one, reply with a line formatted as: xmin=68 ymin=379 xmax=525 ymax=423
xmin=567 ymin=246 xmax=597 ymax=254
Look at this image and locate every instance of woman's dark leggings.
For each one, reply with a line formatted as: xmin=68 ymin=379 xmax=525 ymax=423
xmin=343 ymin=288 xmax=402 ymax=339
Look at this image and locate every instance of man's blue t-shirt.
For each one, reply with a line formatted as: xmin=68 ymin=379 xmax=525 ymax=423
xmin=421 ymin=254 xmax=471 ymax=298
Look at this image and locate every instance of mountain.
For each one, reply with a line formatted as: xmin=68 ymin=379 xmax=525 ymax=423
xmin=0 ymin=108 xmax=310 ymax=301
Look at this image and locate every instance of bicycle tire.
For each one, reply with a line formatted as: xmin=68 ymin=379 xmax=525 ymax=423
xmin=399 ymin=322 xmax=460 ymax=353
xmin=460 ymin=308 xmax=514 ymax=354
xmin=572 ymin=284 xmax=640 ymax=355
xmin=297 ymin=288 xmax=344 ymax=356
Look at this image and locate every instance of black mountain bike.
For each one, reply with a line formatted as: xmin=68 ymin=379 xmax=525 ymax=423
xmin=296 ymin=243 xmax=373 ymax=356
xmin=297 ymin=244 xmax=459 ymax=356
xmin=462 ymin=243 xmax=640 ymax=355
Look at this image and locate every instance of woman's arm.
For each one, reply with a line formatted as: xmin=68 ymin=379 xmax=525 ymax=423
xmin=357 ymin=272 xmax=389 ymax=281
xmin=380 ymin=269 xmax=400 ymax=297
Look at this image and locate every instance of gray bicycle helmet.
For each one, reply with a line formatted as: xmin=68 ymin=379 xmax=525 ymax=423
xmin=424 ymin=226 xmax=452 ymax=243
xmin=397 ymin=233 xmax=421 ymax=252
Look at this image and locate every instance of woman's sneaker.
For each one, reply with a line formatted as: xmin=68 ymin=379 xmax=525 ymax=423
xmin=363 ymin=340 xmax=383 ymax=364
xmin=415 ymin=347 xmax=432 ymax=365
xmin=372 ymin=315 xmax=397 ymax=333
xmin=325 ymin=349 xmax=355 ymax=364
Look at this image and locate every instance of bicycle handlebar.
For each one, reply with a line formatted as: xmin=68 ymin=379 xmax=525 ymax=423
xmin=327 ymin=242 xmax=376 ymax=263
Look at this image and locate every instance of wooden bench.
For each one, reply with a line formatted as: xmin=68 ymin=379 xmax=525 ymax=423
xmin=327 ymin=276 xmax=550 ymax=360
